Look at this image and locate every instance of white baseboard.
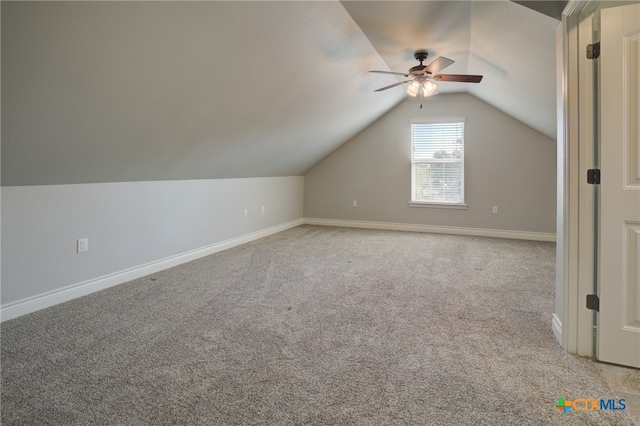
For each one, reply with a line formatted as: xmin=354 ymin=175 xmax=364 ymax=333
xmin=303 ymin=218 xmax=556 ymax=242
xmin=552 ymin=314 xmax=563 ymax=348
xmin=1 ymin=219 xmax=303 ymax=322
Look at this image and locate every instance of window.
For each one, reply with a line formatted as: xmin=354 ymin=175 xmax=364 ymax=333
xmin=410 ymin=119 xmax=466 ymax=207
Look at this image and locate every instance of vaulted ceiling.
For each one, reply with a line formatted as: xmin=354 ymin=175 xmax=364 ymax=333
xmin=1 ymin=1 xmax=559 ymax=186
xmin=343 ymin=1 xmax=559 ymax=141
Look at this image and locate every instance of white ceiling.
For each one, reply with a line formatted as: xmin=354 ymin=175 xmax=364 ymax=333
xmin=1 ymin=1 xmax=559 ymax=186
xmin=342 ymin=0 xmax=559 ymax=140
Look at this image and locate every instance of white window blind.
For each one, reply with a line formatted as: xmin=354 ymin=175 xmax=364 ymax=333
xmin=411 ymin=120 xmax=465 ymax=204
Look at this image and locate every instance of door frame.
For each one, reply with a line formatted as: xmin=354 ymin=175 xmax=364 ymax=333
xmin=556 ymin=0 xmax=602 ymax=357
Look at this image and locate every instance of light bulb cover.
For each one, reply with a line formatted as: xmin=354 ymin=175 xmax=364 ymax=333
xmin=406 ymin=81 xmax=420 ymax=97
xmin=422 ymin=80 xmax=437 ymax=96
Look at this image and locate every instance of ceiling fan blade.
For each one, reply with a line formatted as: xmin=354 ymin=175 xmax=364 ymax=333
xmin=369 ymin=70 xmax=410 ymax=77
xmin=424 ymin=57 xmax=455 ymax=75
xmin=434 ymin=74 xmax=483 ymax=83
xmin=374 ymin=80 xmax=413 ymax=92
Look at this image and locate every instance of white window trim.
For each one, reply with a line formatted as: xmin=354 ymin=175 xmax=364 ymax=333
xmin=408 ymin=201 xmax=468 ymax=209
xmin=410 ymin=117 xmax=465 ymax=125
xmin=410 ymin=118 xmax=466 ymax=208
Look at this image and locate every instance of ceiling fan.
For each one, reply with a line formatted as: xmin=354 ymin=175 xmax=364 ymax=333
xmin=369 ymin=50 xmax=483 ymax=106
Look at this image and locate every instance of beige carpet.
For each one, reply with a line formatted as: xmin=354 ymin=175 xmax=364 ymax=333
xmin=1 ymin=225 xmax=636 ymax=425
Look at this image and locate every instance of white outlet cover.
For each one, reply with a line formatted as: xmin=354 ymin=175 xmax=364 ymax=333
xmin=77 ymin=238 xmax=89 ymax=253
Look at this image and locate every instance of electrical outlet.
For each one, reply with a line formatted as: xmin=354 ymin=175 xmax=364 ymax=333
xmin=243 ymin=209 xmax=248 ymax=218
xmin=492 ymin=206 xmax=499 ymax=214
xmin=261 ymin=206 xmax=265 ymax=214
xmin=353 ymin=200 xmax=358 ymax=208
xmin=77 ymin=238 xmax=89 ymax=253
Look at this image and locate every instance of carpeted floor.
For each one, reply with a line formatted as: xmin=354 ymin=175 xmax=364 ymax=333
xmin=1 ymin=225 xmax=637 ymax=425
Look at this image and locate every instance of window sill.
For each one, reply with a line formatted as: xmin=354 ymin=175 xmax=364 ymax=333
xmin=408 ymin=202 xmax=468 ymax=210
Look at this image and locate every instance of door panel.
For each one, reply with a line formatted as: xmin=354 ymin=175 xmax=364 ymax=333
xmin=625 ymin=27 xmax=640 ymax=187
xmin=624 ymin=223 xmax=640 ymax=328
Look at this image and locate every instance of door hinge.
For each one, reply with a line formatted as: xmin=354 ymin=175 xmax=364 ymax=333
xmin=587 ymin=42 xmax=600 ymax=59
xmin=586 ymin=294 xmax=600 ymax=312
xmin=587 ymin=169 xmax=601 ymax=184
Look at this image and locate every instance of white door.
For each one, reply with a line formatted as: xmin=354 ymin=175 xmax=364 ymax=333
xmin=598 ymin=3 xmax=640 ymax=368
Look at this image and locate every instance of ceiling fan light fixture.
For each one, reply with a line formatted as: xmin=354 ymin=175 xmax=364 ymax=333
xmin=406 ymin=80 xmax=420 ymax=97
xmin=422 ymin=80 xmax=437 ymax=96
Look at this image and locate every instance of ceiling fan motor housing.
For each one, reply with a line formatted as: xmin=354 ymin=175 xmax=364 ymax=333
xmin=409 ymin=65 xmax=429 ymax=75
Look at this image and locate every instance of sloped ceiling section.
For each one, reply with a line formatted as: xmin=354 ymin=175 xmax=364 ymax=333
xmin=467 ymin=1 xmax=558 ymax=140
xmin=2 ymin=1 xmax=559 ymax=187
xmin=341 ymin=0 xmax=558 ymax=140
xmin=2 ymin=1 xmax=402 ymax=186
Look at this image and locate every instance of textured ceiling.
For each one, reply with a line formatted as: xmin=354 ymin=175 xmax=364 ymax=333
xmin=1 ymin=1 xmax=558 ymax=186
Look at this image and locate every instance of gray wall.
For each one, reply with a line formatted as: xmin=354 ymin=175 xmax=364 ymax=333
xmin=2 ymin=177 xmax=303 ymax=313
xmin=304 ymin=93 xmax=556 ymax=234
